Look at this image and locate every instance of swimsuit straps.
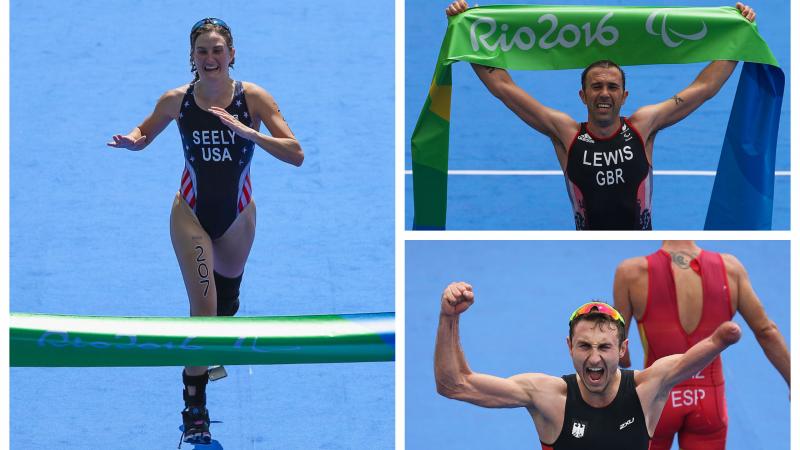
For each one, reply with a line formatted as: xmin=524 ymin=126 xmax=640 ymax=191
xmin=177 ymin=80 xmax=256 ymax=239
xmin=564 ymin=118 xmax=652 ymax=230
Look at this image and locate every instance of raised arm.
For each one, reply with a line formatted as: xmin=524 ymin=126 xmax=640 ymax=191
xmin=471 ymin=65 xmax=578 ymax=145
xmin=630 ymin=3 xmax=756 ymax=139
xmin=435 ymin=282 xmax=533 ymax=407
xmin=636 ymin=321 xmax=741 ymax=431
xmin=209 ymin=82 xmax=304 ymax=167
xmin=726 ymin=254 xmax=790 ymax=386
xmin=107 ymin=88 xmax=183 ymax=150
xmin=659 ymin=322 xmax=740 ymax=390
xmin=434 ymin=282 xmax=566 ymax=410
xmin=613 ymin=258 xmax=644 ymax=368
xmin=445 ymin=1 xmax=577 ymax=150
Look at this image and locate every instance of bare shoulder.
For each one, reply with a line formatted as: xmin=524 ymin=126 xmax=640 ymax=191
xmin=553 ymin=110 xmax=581 ymax=140
xmin=152 ymin=85 xmax=189 ymax=118
xmin=241 ymin=81 xmax=276 ymax=105
xmin=628 ymin=103 xmax=656 ymax=122
xmin=162 ymin=85 xmax=190 ymax=102
xmin=634 ymin=355 xmax=679 ymax=386
xmin=509 ymin=373 xmax=567 ymax=406
xmin=720 ymin=253 xmax=745 ymax=274
xmin=615 ymin=256 xmax=647 ymax=280
xmin=628 ymin=104 xmax=659 ymax=131
xmin=512 ymin=372 xmax=567 ymax=391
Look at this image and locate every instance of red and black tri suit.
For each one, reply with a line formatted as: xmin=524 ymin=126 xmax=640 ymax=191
xmin=564 ymin=118 xmax=652 ymax=230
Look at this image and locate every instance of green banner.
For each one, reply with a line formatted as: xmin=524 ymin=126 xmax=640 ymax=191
xmin=411 ymin=5 xmax=779 ymax=229
xmin=11 ymin=312 xmax=395 ymax=367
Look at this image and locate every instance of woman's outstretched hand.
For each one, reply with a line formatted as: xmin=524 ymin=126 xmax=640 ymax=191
xmin=107 ymin=134 xmax=147 ymax=150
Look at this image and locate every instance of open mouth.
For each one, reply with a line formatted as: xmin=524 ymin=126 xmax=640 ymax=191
xmin=203 ymin=64 xmax=220 ymax=72
xmin=586 ymin=367 xmax=605 ymax=382
xmin=596 ymin=102 xmax=612 ymax=110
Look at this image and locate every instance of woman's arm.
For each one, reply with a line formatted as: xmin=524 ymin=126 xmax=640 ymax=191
xmin=209 ymin=82 xmax=304 ymax=166
xmin=107 ymin=88 xmax=183 ymax=150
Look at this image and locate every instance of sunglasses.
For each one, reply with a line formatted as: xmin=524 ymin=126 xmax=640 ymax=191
xmin=569 ymin=302 xmax=625 ymax=326
xmin=191 ymin=18 xmax=231 ymax=34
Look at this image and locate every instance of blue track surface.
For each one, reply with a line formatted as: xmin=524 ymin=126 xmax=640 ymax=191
xmin=10 ymin=1 xmax=394 ymax=448
xmin=405 ymin=0 xmax=790 ymax=229
xmin=405 ymin=240 xmax=789 ymax=450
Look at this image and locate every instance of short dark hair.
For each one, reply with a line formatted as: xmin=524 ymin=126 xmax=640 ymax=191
xmin=569 ymin=312 xmax=626 ymax=347
xmin=581 ymin=60 xmax=626 ymax=90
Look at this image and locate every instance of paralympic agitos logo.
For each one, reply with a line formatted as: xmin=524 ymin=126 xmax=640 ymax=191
xmin=646 ymin=9 xmax=707 ymax=48
xmin=469 ymin=10 xmax=707 ymax=52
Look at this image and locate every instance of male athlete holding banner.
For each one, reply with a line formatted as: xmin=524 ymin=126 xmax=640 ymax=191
xmin=445 ymin=1 xmax=756 ymax=230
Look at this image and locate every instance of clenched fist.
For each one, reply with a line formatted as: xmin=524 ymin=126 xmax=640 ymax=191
xmin=441 ymin=282 xmax=474 ymax=316
xmin=445 ymin=0 xmax=470 ymax=17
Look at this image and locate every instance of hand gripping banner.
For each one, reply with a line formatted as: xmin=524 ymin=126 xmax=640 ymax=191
xmin=410 ymin=5 xmax=783 ymax=230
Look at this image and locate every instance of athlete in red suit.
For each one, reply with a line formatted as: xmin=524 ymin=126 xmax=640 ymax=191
xmin=614 ymin=241 xmax=789 ymax=449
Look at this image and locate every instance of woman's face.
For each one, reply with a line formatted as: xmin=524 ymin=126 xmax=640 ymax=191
xmin=192 ymin=31 xmax=235 ymax=81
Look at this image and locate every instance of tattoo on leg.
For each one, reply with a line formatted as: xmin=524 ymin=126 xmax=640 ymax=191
xmin=671 ymin=95 xmax=684 ymax=105
xmin=192 ymin=238 xmax=210 ymax=297
xmin=669 ymin=251 xmax=696 ymax=269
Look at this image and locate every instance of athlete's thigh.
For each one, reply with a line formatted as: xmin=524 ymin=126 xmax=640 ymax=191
xmin=648 ymin=435 xmax=675 ymax=450
xmin=170 ymin=193 xmax=217 ymax=316
xmin=649 ymin=392 xmax=685 ymax=450
xmin=677 ymin=428 xmax=726 ymax=450
xmin=212 ymin=200 xmax=256 ymax=277
xmin=677 ymin=385 xmax=727 ymax=450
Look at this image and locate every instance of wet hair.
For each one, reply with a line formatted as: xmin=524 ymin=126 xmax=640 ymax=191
xmin=189 ymin=22 xmax=235 ymax=82
xmin=580 ymin=60 xmax=626 ymax=91
xmin=569 ymin=312 xmax=626 ymax=347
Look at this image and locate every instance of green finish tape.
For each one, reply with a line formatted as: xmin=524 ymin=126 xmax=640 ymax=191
xmin=11 ymin=312 xmax=395 ymax=367
xmin=411 ymin=5 xmax=779 ymax=229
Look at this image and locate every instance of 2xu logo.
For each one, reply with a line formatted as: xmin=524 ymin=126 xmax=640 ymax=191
xmin=469 ymin=9 xmax=708 ymax=53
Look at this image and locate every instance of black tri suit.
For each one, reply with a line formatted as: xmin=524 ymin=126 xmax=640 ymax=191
xmin=564 ymin=118 xmax=653 ymax=230
xmin=177 ymin=80 xmax=256 ymax=240
xmin=541 ymin=369 xmax=650 ymax=450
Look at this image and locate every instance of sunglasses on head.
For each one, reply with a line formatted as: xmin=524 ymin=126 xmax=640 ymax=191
xmin=569 ymin=301 xmax=625 ymax=326
xmin=191 ymin=18 xmax=230 ymax=34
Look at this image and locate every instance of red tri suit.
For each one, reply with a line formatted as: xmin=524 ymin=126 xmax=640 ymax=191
xmin=640 ymin=249 xmax=733 ymax=450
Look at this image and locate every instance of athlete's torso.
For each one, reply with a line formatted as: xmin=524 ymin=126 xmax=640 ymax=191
xmin=177 ymin=80 xmax=256 ymax=239
xmin=565 ymin=118 xmax=652 ymax=230
xmin=542 ymin=370 xmax=649 ymax=450
xmin=640 ymin=249 xmax=733 ymax=387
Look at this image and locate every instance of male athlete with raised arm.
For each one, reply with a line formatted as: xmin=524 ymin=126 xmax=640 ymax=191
xmin=613 ymin=241 xmax=789 ymax=449
xmin=445 ymin=1 xmax=756 ymax=230
xmin=434 ymin=282 xmax=741 ymax=449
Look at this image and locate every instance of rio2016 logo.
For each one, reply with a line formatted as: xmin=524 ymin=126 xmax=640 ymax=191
xmin=469 ymin=10 xmax=708 ymax=53
xmin=469 ymin=12 xmax=618 ymax=52
xmin=646 ymin=9 xmax=707 ymax=48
